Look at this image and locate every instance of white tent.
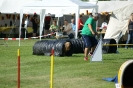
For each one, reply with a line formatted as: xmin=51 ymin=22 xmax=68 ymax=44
xmin=104 ymin=2 xmax=133 ymax=43
xmin=0 ymin=0 xmax=42 ymax=14
xmin=19 ymin=0 xmax=98 ymax=46
xmin=97 ymin=1 xmax=133 ymax=13
xmin=0 ymin=0 xmax=5 ymax=7
xmin=80 ymin=1 xmax=133 ymax=14
xmin=0 ymin=0 xmax=42 ymax=43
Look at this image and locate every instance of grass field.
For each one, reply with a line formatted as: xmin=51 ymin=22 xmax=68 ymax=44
xmin=0 ymin=39 xmax=133 ymax=88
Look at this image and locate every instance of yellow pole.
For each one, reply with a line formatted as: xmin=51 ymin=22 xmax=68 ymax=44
xmin=50 ymin=48 xmax=54 ymax=88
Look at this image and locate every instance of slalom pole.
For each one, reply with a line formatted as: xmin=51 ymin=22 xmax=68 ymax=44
xmin=17 ymin=49 xmax=20 ymax=88
xmin=50 ymin=47 xmax=54 ymax=88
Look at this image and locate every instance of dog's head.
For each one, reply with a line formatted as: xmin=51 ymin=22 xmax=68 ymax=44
xmin=64 ymin=42 xmax=71 ymax=52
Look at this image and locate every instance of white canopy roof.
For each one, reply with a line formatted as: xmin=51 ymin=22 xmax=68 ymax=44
xmin=0 ymin=0 xmax=5 ymax=7
xmin=23 ymin=0 xmax=97 ymax=9
xmin=97 ymin=1 xmax=133 ymax=12
xmin=0 ymin=0 xmax=98 ymax=14
xmin=104 ymin=2 xmax=133 ymax=42
xmin=18 ymin=0 xmax=98 ymax=46
xmin=22 ymin=0 xmax=98 ymax=14
xmin=0 ymin=0 xmax=42 ymax=14
xmin=85 ymin=1 xmax=133 ymax=13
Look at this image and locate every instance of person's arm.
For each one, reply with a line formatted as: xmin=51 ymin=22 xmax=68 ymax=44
xmin=87 ymin=18 xmax=98 ymax=36
xmin=88 ymin=24 xmax=95 ymax=35
xmin=80 ymin=23 xmax=84 ymax=26
xmin=49 ymin=25 xmax=53 ymax=31
xmin=55 ymin=25 xmax=59 ymax=31
xmin=127 ymin=19 xmax=130 ymax=33
xmin=80 ymin=19 xmax=84 ymax=26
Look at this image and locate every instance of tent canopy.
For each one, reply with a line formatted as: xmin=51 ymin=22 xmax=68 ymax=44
xmin=0 ymin=0 xmax=41 ymax=14
xmin=104 ymin=2 xmax=133 ymax=43
xmin=0 ymin=0 xmax=98 ymax=14
xmin=22 ymin=0 xmax=97 ymax=9
xmin=97 ymin=1 xmax=133 ymax=12
xmin=19 ymin=0 xmax=98 ymax=41
xmin=0 ymin=0 xmax=5 ymax=8
xmin=22 ymin=0 xmax=98 ymax=14
xmin=80 ymin=1 xmax=133 ymax=14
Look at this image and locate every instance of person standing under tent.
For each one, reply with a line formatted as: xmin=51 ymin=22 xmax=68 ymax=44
xmin=21 ymin=18 xmax=26 ymax=38
xmin=81 ymin=13 xmax=99 ymax=61
xmin=71 ymin=18 xmax=76 ymax=32
xmin=24 ymin=15 xmax=29 ymax=29
xmin=125 ymin=13 xmax=133 ymax=49
xmin=31 ymin=13 xmax=39 ymax=37
xmin=44 ymin=15 xmax=52 ymax=38
xmin=78 ymin=15 xmax=84 ymax=38
xmin=100 ymin=20 xmax=108 ymax=38
xmin=101 ymin=20 xmax=108 ymax=32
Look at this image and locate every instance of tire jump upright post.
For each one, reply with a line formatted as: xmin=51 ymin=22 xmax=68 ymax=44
xmin=50 ymin=47 xmax=54 ymax=88
xmin=17 ymin=49 xmax=20 ymax=88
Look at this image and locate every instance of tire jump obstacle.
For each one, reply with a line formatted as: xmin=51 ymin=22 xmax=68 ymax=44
xmin=32 ymin=38 xmax=118 ymax=56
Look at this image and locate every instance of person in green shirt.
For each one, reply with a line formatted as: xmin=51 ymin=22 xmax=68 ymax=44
xmin=49 ymin=20 xmax=58 ymax=32
xmin=81 ymin=13 xmax=99 ymax=61
xmin=49 ymin=20 xmax=59 ymax=38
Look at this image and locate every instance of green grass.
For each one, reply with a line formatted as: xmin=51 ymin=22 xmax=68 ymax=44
xmin=0 ymin=39 xmax=133 ymax=88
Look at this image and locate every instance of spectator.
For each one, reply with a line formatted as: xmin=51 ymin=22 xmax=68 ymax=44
xmin=21 ymin=18 xmax=26 ymax=38
xmin=101 ymin=20 xmax=108 ymax=38
xmin=49 ymin=20 xmax=58 ymax=37
xmin=31 ymin=13 xmax=39 ymax=37
xmin=81 ymin=13 xmax=99 ymax=61
xmin=44 ymin=15 xmax=51 ymax=36
xmin=101 ymin=20 xmax=108 ymax=32
xmin=125 ymin=13 xmax=133 ymax=49
xmin=78 ymin=15 xmax=84 ymax=38
xmin=71 ymin=18 xmax=76 ymax=32
xmin=49 ymin=20 xmax=58 ymax=32
xmin=63 ymin=20 xmax=74 ymax=39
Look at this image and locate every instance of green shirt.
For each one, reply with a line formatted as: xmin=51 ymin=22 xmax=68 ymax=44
xmin=81 ymin=17 xmax=96 ymax=37
xmin=50 ymin=24 xmax=58 ymax=31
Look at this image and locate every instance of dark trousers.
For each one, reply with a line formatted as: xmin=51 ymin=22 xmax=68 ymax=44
xmin=68 ymin=33 xmax=74 ymax=39
xmin=129 ymin=30 xmax=133 ymax=48
xmin=21 ymin=28 xmax=26 ymax=38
